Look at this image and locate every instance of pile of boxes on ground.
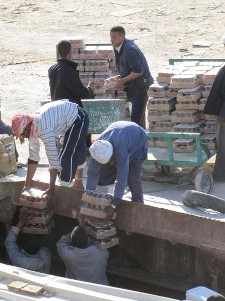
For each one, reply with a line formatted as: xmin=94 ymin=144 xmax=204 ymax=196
xmin=79 ymin=190 xmax=119 ymax=250
xmin=19 ymin=189 xmax=54 ymax=234
xmin=60 ymin=38 xmax=130 ymax=118
xmin=147 ymin=60 xmax=223 ymax=152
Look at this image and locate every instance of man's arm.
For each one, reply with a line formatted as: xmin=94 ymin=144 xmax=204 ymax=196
xmin=42 ymin=168 xmax=58 ymax=201
xmin=115 ymin=72 xmax=141 ymax=89
xmin=56 ymin=234 xmax=72 ymax=261
xmin=64 ymin=69 xmax=93 ymax=100
xmin=24 ymin=161 xmax=38 ymax=190
xmin=86 ymin=159 xmax=102 ymax=191
xmin=4 ymin=211 xmax=35 ymax=267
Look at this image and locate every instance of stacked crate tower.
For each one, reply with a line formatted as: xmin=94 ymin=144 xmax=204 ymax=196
xmin=19 ymin=189 xmax=54 ymax=234
xmin=148 ymin=60 xmax=224 ymax=152
xmin=61 ymin=37 xmax=129 ymax=118
xmin=79 ymin=190 xmax=119 ymax=250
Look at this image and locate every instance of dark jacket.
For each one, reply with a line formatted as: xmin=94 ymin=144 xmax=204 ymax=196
xmin=203 ymin=65 xmax=225 ymax=116
xmin=115 ymin=38 xmax=154 ymax=88
xmin=48 ymin=59 xmax=94 ymax=107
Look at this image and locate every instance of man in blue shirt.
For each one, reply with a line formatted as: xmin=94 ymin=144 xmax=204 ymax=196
xmin=57 ymin=225 xmax=109 ymax=285
xmin=4 ymin=210 xmax=51 ymax=273
xmin=110 ymin=26 xmax=154 ymax=129
xmin=86 ymin=121 xmax=148 ymax=219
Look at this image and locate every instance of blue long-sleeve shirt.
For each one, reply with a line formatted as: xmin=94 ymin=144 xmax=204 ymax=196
xmin=86 ymin=121 xmax=148 ymax=199
xmin=4 ymin=226 xmax=51 ymax=273
xmin=56 ymin=234 xmax=109 ymax=285
xmin=115 ymin=38 xmax=154 ymax=87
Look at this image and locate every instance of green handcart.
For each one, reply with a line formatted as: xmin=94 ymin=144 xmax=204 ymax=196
xmin=144 ymin=132 xmax=216 ymax=194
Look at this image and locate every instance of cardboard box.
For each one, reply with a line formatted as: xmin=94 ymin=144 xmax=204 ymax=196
xmin=19 ymin=189 xmax=48 ymax=209
xmin=147 ymin=97 xmax=176 ymax=111
xmin=173 ymin=138 xmax=195 ymax=153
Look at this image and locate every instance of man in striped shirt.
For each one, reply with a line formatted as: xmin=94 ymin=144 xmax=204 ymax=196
xmin=11 ymin=100 xmax=89 ymax=199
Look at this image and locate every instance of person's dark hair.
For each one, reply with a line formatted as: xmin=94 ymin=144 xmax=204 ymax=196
xmin=57 ymin=40 xmax=72 ymax=57
xmin=208 ymin=295 xmax=225 ymax=301
xmin=17 ymin=233 xmax=40 ymax=255
xmin=71 ymin=226 xmax=88 ymax=249
xmin=110 ymin=26 xmax=126 ymax=36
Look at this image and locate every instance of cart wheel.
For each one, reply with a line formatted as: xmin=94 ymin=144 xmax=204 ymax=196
xmin=194 ymin=170 xmax=213 ymax=194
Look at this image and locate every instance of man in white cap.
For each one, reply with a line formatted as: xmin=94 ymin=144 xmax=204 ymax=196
xmin=86 ymin=121 xmax=148 ymax=219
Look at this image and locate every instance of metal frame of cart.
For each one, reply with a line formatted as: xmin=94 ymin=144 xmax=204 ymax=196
xmin=144 ymin=132 xmax=216 ymax=193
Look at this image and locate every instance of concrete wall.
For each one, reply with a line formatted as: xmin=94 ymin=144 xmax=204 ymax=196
xmin=1 ymin=180 xmax=225 ymax=294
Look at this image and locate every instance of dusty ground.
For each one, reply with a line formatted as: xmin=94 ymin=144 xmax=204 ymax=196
xmin=1 ymin=0 xmax=225 ymax=163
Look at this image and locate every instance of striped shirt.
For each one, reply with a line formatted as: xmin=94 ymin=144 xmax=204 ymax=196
xmin=29 ymin=100 xmax=78 ymax=170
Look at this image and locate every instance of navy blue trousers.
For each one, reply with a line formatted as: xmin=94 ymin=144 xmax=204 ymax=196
xmin=126 ymin=79 xmax=148 ymax=129
xmin=59 ymin=107 xmax=89 ymax=183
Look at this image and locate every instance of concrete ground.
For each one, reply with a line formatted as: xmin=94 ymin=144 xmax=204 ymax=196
xmin=2 ymin=151 xmax=225 ymax=223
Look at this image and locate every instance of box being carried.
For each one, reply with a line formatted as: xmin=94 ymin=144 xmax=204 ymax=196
xmin=20 ymin=189 xmax=49 ymax=209
xmin=84 ymin=218 xmax=117 ymax=240
xmin=19 ymin=188 xmax=54 ymax=235
xmin=21 ymin=220 xmax=54 ymax=234
xmin=80 ymin=191 xmax=119 ymax=249
xmin=80 ymin=191 xmax=115 ymax=220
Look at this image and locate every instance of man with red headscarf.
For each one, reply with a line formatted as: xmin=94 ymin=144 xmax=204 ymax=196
xmin=11 ymin=100 xmax=89 ymax=199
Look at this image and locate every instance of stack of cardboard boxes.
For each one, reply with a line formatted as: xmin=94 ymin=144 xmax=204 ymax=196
xmin=148 ymin=60 xmax=223 ymax=152
xmin=79 ymin=190 xmax=119 ymax=250
xmin=59 ymin=37 xmax=129 ymax=118
xmin=19 ymin=189 xmax=54 ymax=234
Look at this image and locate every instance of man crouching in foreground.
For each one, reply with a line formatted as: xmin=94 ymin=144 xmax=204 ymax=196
xmin=11 ymin=100 xmax=89 ymax=199
xmin=86 ymin=121 xmax=148 ymax=220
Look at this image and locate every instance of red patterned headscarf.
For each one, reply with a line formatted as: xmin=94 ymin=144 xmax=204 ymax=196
xmin=11 ymin=114 xmax=34 ymax=137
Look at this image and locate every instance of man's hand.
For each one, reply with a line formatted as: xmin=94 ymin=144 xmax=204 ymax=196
xmin=16 ymin=209 xmax=34 ymax=229
xmin=115 ymin=78 xmax=125 ymax=89
xmin=22 ymin=186 xmax=30 ymax=192
xmin=42 ymin=188 xmax=55 ymax=208
xmin=103 ymin=205 xmax=115 ymax=221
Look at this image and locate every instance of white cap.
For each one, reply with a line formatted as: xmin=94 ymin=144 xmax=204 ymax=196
xmin=222 ymin=33 xmax=225 ymax=44
xmin=89 ymin=140 xmax=113 ymax=164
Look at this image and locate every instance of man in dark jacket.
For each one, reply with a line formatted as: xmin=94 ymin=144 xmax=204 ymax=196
xmin=203 ymin=64 xmax=225 ymax=181
xmin=110 ymin=26 xmax=154 ymax=129
xmin=48 ymin=40 xmax=94 ymax=107
xmin=48 ymin=40 xmax=94 ymax=188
